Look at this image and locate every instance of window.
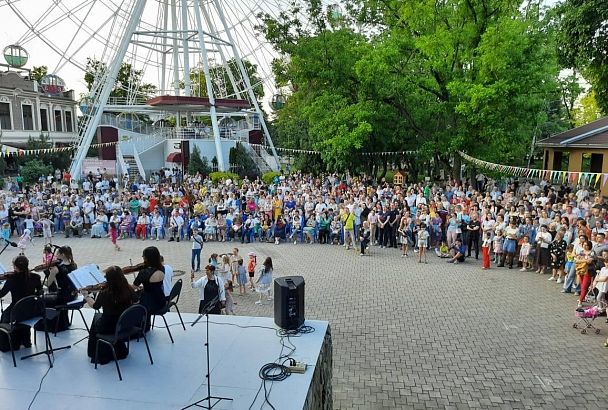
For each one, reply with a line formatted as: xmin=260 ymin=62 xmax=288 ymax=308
xmin=65 ymin=111 xmax=73 ymax=132
xmin=552 ymin=151 xmax=569 ymax=171
xmin=22 ymin=104 xmax=34 ymax=130
xmin=0 ymin=102 xmax=11 ymax=130
xmin=54 ymin=109 xmax=63 ymax=132
xmin=40 ymin=108 xmax=48 ymax=131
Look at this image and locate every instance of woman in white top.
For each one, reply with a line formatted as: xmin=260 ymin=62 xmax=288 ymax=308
xmin=536 ymin=225 xmax=552 ymax=274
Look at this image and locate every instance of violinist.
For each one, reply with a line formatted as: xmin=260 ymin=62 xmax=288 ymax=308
xmin=83 ymin=266 xmax=136 ymax=365
xmin=0 ymin=256 xmax=42 ymax=351
xmin=133 ymin=246 xmax=165 ymax=332
xmin=37 ymin=246 xmax=78 ymax=332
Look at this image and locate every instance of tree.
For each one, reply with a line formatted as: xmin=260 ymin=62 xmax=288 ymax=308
xmin=188 ymin=145 xmax=211 ymax=175
xmin=84 ymin=58 xmax=157 ymax=102
xmin=556 ymin=0 xmax=608 ymax=114
xmin=31 ymin=66 xmax=48 ymax=82
xmin=21 ymin=159 xmax=52 ymax=184
xmin=229 ymin=143 xmax=258 ymax=177
xmin=573 ymin=91 xmax=603 ymax=126
xmin=15 ymin=134 xmax=71 ymax=171
xmin=187 ymin=59 xmax=264 ymax=101
xmin=260 ymin=0 xmax=562 ymax=177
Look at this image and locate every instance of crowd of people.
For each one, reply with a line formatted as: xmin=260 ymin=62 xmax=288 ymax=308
xmin=1 ymin=167 xmax=608 ymax=346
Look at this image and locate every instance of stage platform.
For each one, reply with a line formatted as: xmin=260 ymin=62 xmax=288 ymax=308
xmin=0 ymin=310 xmax=331 ymax=410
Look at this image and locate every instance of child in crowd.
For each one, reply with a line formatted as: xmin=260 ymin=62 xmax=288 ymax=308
xmin=493 ymin=230 xmax=504 ymax=264
xmin=17 ymin=228 xmax=32 ymax=255
xmin=109 ymin=221 xmax=120 ymax=251
xmin=519 ymin=235 xmax=531 ymax=271
xmin=224 ymin=280 xmax=235 ymax=315
xmin=230 ymin=248 xmax=240 ymax=284
xmin=237 ymin=258 xmax=248 ymax=295
xmin=417 ymin=223 xmax=429 ymax=263
xmin=482 ymin=231 xmax=492 ymax=270
xmin=208 ymin=253 xmax=219 ymax=269
xmin=330 ymin=216 xmax=342 ymax=245
xmin=42 ymin=245 xmax=55 ymax=266
xmin=247 ymin=252 xmax=257 ymax=291
xmin=1 ymin=220 xmax=10 ymax=242
xmin=39 ymin=214 xmax=53 ymax=244
xmin=191 ymin=228 xmax=203 ymax=272
xmin=218 ymin=254 xmax=231 ymax=283
xmin=255 ymin=257 xmax=273 ymax=305
xmin=564 ymin=244 xmax=575 ymax=284
xmin=359 ymin=221 xmax=371 ymax=256
xmin=438 ymin=242 xmax=450 ymax=258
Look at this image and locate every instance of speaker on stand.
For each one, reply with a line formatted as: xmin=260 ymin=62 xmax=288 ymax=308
xmin=274 ymin=276 xmax=305 ymax=330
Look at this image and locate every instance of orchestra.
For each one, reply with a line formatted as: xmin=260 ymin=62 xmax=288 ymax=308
xmin=0 ymin=245 xmax=168 ymax=364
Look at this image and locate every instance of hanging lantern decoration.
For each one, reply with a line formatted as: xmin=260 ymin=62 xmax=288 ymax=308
xmin=271 ymin=94 xmax=287 ymax=110
xmin=40 ymin=74 xmax=66 ymax=95
xmin=3 ymin=44 xmax=29 ymax=68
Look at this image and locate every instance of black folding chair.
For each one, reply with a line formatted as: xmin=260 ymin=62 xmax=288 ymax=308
xmin=53 ymin=298 xmax=90 ymax=336
xmin=0 ymin=295 xmax=44 ymax=367
xmin=151 ymin=279 xmax=185 ymax=343
xmin=94 ymin=304 xmax=153 ymax=381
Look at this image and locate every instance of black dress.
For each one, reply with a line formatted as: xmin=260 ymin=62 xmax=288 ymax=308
xmin=134 ymin=267 xmax=166 ymax=332
xmin=87 ymin=291 xmax=133 ymax=364
xmin=0 ymin=273 xmax=42 ymax=351
xmin=36 ymin=262 xmax=78 ymax=332
xmin=549 ymin=239 xmax=567 ymax=269
xmin=198 ymin=278 xmax=221 ymax=314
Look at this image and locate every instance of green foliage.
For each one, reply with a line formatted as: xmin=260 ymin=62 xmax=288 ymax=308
xmin=84 ymin=58 xmax=156 ymax=101
xmin=209 ymin=172 xmax=239 ymax=184
xmin=16 ymin=135 xmax=71 ymax=171
xmin=188 ymin=145 xmax=211 ymax=175
xmin=187 ymin=59 xmax=264 ymax=101
xmin=0 ymin=157 xmax=6 ymax=176
xmin=0 ymin=178 xmax=4 ymax=189
xmin=31 ymin=66 xmax=48 ymax=82
xmin=261 ymin=0 xmax=562 ymax=177
xmin=556 ymin=0 xmax=608 ymax=114
xmin=573 ymin=91 xmax=603 ymax=126
xmin=228 ymin=143 xmax=259 ymax=178
xmin=382 ymin=171 xmax=395 ymax=184
xmin=262 ymin=171 xmax=281 ymax=185
xmin=21 ymin=159 xmax=52 ymax=184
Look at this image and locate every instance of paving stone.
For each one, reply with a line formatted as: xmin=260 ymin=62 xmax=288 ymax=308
xmin=5 ymin=237 xmax=608 ymax=409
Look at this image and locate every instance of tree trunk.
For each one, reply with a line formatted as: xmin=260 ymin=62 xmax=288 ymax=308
xmin=452 ymin=154 xmax=461 ymax=181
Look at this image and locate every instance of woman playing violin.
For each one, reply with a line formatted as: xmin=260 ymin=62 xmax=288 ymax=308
xmin=133 ymin=246 xmax=165 ymax=332
xmin=38 ymin=246 xmax=78 ymax=332
xmin=0 ymin=256 xmax=42 ymax=350
xmin=83 ymin=266 xmax=136 ymax=364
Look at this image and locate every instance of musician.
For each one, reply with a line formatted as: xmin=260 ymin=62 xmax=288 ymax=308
xmin=191 ymin=265 xmax=225 ymax=314
xmin=133 ymin=246 xmax=166 ymax=332
xmin=0 ymin=256 xmax=42 ymax=350
xmin=38 ymin=246 xmax=78 ymax=332
xmin=82 ymin=266 xmax=135 ymax=364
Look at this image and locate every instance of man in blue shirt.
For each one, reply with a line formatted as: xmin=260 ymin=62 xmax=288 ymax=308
xmin=447 ymin=238 xmax=466 ymax=264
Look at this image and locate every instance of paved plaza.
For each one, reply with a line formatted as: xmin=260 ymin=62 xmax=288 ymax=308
xmin=3 ymin=237 xmax=608 ymax=409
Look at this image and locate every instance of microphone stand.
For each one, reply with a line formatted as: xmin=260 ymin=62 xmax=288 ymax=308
xmin=183 ymin=296 xmax=233 ymax=409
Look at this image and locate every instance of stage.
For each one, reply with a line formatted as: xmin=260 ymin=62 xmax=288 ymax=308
xmin=0 ymin=310 xmax=331 ymax=410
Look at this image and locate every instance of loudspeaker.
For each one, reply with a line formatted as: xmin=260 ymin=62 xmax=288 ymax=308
xmin=274 ymin=276 xmax=305 ymax=330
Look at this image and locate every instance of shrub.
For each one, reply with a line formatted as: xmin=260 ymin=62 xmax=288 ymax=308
xmin=383 ymin=171 xmax=395 ymax=184
xmin=21 ymin=159 xmax=52 ymax=184
xmin=209 ymin=171 xmax=240 ymax=184
xmin=262 ymin=171 xmax=281 ymax=185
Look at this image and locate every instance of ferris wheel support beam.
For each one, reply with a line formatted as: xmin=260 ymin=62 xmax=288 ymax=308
xmin=200 ymin=5 xmax=243 ymax=100
xmin=211 ymin=0 xmax=280 ymax=170
xmin=161 ymin=0 xmax=169 ymax=93
xmin=181 ymin=0 xmax=191 ymax=97
xmin=70 ymin=0 xmax=148 ymax=179
xmin=170 ymin=0 xmax=181 ymax=96
xmin=193 ymin=0 xmax=226 ymax=171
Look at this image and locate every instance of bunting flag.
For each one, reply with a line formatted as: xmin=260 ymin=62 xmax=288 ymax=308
xmin=459 ymin=151 xmax=608 ymax=188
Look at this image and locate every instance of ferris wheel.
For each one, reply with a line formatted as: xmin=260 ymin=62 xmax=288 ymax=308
xmin=2 ymin=0 xmax=344 ymax=176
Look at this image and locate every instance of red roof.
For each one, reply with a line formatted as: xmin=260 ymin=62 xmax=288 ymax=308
xmin=167 ymin=152 xmax=183 ymax=163
xmin=146 ymin=95 xmax=251 ymax=110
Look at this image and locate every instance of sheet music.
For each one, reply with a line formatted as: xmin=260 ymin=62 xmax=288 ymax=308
xmin=68 ymin=264 xmax=106 ymax=289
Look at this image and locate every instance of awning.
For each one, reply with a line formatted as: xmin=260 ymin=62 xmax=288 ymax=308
xmin=167 ymin=152 xmax=182 ymax=162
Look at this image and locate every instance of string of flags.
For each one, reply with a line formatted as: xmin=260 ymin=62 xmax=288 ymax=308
xmin=245 ymin=142 xmax=417 ymax=156
xmin=459 ymin=151 xmax=608 ymax=187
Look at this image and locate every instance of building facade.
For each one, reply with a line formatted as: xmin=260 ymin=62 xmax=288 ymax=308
xmin=0 ymin=70 xmax=78 ymax=147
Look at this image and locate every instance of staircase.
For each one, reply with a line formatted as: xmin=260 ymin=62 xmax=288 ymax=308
xmin=123 ymin=156 xmax=140 ymax=182
xmin=244 ymin=144 xmax=272 ymax=174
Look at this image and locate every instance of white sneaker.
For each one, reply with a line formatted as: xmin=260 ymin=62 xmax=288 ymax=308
xmin=556 ymin=279 xmax=563 ymax=284
xmin=548 ymin=277 xmax=556 ymax=281
xmin=255 ymin=300 xmax=262 ymax=305
xmin=519 ymin=268 xmax=526 ymax=272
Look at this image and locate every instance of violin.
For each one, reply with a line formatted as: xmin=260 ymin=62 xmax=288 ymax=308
xmin=0 ymin=271 xmax=15 ymax=281
xmin=31 ymin=259 xmax=61 ymax=272
xmin=121 ymin=262 xmax=147 ymax=275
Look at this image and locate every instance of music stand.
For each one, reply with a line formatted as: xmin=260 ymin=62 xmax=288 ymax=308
xmin=182 ymin=296 xmax=233 ymax=409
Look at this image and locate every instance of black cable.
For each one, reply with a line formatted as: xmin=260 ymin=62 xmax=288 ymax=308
xmin=27 ymin=365 xmax=51 ymax=410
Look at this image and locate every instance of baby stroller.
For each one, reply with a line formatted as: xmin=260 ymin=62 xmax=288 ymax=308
xmin=573 ymin=305 xmax=601 ymax=334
